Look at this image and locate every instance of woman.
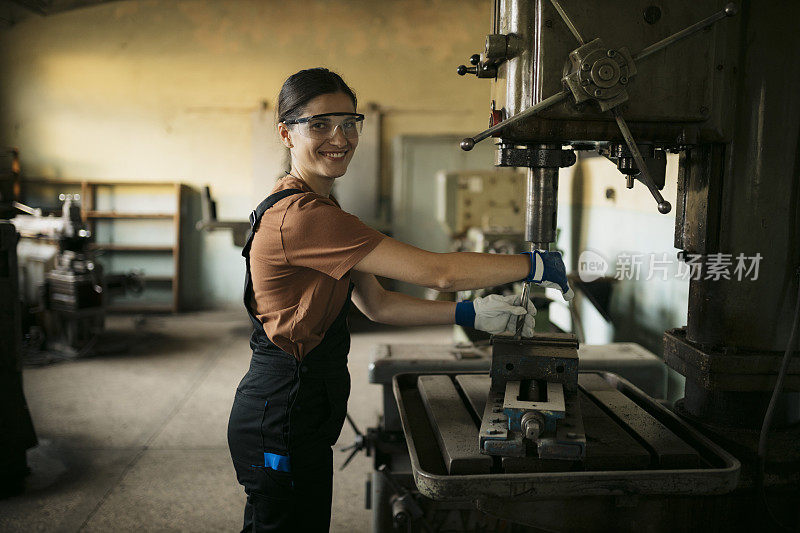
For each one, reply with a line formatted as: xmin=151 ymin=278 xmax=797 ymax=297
xmin=227 ymin=68 xmax=572 ymax=532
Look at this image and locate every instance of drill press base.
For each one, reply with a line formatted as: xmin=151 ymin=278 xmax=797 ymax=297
xmin=393 ymin=371 xmax=738 ymax=501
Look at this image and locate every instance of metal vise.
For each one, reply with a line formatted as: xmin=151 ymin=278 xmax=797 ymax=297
xmin=479 ymin=333 xmax=586 ymax=460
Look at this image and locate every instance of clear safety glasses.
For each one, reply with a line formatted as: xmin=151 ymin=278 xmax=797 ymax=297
xmin=284 ymin=112 xmax=365 ymax=140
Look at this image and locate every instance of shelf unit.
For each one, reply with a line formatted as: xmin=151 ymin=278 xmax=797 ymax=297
xmin=21 ymin=179 xmax=185 ymax=313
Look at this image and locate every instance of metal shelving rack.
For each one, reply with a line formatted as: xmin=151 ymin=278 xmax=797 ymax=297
xmin=21 ymin=179 xmax=185 ymax=313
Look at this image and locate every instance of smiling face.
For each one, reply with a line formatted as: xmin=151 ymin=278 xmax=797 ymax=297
xmin=278 ymin=92 xmax=359 ymax=181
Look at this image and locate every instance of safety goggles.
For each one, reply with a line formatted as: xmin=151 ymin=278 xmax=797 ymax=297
xmin=283 ymin=112 xmax=365 ymax=140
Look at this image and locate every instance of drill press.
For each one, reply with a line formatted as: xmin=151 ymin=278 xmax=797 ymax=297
xmin=462 ymin=0 xmax=739 ymax=466
xmin=391 ymin=0 xmax=800 ymax=529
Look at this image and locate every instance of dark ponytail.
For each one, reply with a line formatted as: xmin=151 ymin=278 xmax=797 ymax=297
xmin=276 ymin=68 xmax=357 ymax=124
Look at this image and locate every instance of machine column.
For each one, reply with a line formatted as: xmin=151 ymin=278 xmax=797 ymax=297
xmin=497 ymin=143 xmax=576 ymax=251
xmin=524 ymin=145 xmax=561 ymax=250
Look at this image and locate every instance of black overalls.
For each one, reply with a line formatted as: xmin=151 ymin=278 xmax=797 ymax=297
xmin=227 ymin=189 xmax=352 ymax=532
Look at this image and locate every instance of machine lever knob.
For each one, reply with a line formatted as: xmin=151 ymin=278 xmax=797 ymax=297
xmin=612 ymin=108 xmax=671 ymax=214
xmin=457 ymin=54 xmax=483 ymax=76
xmin=457 ymin=64 xmax=478 ymax=76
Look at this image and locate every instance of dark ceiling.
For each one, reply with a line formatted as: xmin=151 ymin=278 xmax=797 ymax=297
xmin=7 ymin=0 xmax=125 ymax=16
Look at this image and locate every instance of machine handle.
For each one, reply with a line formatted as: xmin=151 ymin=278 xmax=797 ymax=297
xmin=633 ymin=3 xmax=738 ymax=62
xmin=549 ymin=0 xmax=586 ymax=45
xmin=456 ymin=54 xmax=483 ymax=76
xmin=457 ymin=64 xmax=477 ymax=76
xmin=460 ymin=90 xmax=569 ymax=151
xmin=612 ymin=108 xmax=671 ymax=214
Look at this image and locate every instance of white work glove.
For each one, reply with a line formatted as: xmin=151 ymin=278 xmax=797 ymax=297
xmin=455 ymin=294 xmax=536 ymax=337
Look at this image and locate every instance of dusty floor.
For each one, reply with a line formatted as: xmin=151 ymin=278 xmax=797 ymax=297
xmin=0 ymin=310 xmax=453 ymax=532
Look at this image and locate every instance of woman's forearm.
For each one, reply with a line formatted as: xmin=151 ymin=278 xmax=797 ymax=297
xmin=354 ymin=238 xmax=531 ymax=293
xmin=439 ymin=252 xmax=529 ymax=292
xmin=373 ymin=290 xmax=457 ymax=327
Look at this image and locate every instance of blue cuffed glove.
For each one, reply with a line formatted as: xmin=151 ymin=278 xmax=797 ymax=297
xmin=521 ymin=250 xmax=575 ymax=301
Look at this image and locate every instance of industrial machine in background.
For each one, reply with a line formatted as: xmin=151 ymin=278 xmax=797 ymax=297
xmin=1 ymin=147 xmax=145 ymax=495
xmin=436 ymin=169 xmax=527 ymax=299
xmin=2 ymin=151 xmax=142 ymax=360
xmin=374 ymin=1 xmax=798 ymax=531
xmin=12 ymin=194 xmax=142 ymax=359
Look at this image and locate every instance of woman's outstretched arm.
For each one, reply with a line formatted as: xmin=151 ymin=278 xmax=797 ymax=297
xmin=353 ymin=237 xmax=529 ymax=292
xmin=350 ymin=270 xmax=536 ymax=336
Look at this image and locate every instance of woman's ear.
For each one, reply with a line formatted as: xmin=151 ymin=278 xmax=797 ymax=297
xmin=277 ymin=122 xmax=294 ymax=149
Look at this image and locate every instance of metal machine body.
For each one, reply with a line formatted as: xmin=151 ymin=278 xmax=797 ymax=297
xmin=465 ymin=0 xmax=799 ymax=463
xmin=394 ymin=0 xmax=800 ymax=529
xmin=481 ymin=1 xmax=736 ymax=144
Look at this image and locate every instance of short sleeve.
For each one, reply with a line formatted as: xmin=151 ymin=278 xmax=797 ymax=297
xmin=280 ymin=195 xmax=385 ymax=280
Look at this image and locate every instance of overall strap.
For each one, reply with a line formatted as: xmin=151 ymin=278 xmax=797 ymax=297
xmin=242 ymin=189 xmax=304 ymax=331
xmin=242 ymin=188 xmax=304 ymax=260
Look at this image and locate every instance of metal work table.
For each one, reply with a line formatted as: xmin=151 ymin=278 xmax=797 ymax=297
xmin=370 ymin=341 xmax=669 ymax=432
xmin=393 ymin=371 xmax=740 ymax=530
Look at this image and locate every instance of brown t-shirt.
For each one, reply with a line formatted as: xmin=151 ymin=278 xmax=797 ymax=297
xmin=249 ymin=176 xmax=386 ymax=360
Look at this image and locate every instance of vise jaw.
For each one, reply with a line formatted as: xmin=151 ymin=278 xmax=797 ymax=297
xmin=479 ymin=333 xmax=586 ymax=460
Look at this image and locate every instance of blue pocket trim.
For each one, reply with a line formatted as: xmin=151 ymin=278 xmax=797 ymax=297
xmin=264 ymin=452 xmax=291 ymax=472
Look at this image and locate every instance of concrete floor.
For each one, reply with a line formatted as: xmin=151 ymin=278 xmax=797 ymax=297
xmin=0 ymin=310 xmax=453 ymax=532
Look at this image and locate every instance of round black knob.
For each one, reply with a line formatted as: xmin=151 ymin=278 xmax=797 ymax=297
xmin=658 ymin=201 xmax=672 ymax=214
xmin=470 ymin=54 xmax=481 ymax=65
xmin=457 ymin=65 xmax=477 ymax=76
xmin=461 ymin=138 xmax=476 ymax=151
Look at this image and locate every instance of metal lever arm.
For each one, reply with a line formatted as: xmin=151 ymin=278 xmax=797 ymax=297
xmin=612 ymin=108 xmax=671 ymax=213
xmin=634 ymin=3 xmax=738 ymax=62
xmin=549 ymin=0 xmax=585 ymax=45
xmin=460 ymin=90 xmax=569 ymax=151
